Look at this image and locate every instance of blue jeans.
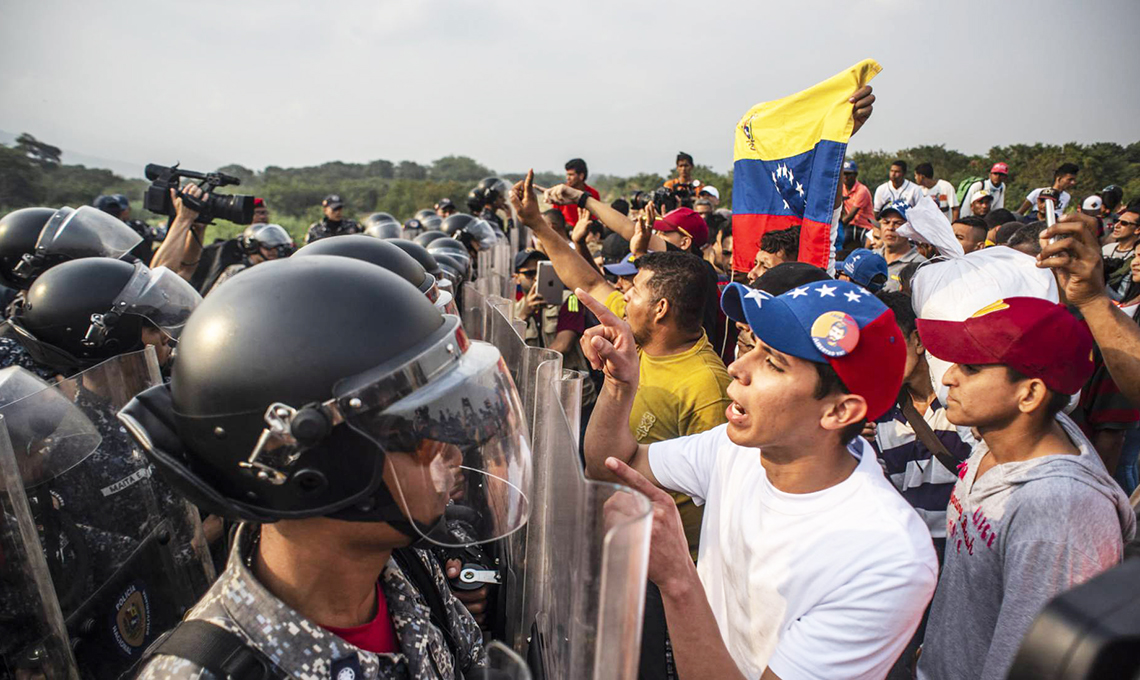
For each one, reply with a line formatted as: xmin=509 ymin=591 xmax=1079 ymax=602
xmin=1115 ymin=428 xmax=1140 ymax=496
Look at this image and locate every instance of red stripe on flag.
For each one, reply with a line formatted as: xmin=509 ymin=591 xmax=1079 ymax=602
xmin=731 ymin=215 xmax=832 ymax=272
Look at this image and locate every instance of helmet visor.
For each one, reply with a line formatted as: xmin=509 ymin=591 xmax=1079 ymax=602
xmin=0 ymin=367 xmax=102 ymax=487
xmin=107 ymin=263 xmax=202 ymax=340
xmin=334 ymin=331 xmax=530 ymax=547
xmin=35 ymin=205 xmax=142 ymax=260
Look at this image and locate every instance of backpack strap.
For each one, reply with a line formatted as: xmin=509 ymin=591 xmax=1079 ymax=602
xmin=139 ymin=619 xmax=279 ymax=680
xmin=898 ymin=388 xmax=961 ymax=477
xmin=392 ymin=547 xmax=462 ymax=664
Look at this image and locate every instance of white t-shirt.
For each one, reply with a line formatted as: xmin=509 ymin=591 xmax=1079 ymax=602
xmin=648 ymin=425 xmax=938 ymax=679
xmin=921 ymin=179 xmax=959 ymax=219
xmin=960 ymin=179 xmax=1007 ymax=217
xmin=1101 ymin=241 xmax=1134 ymax=259
xmin=873 ymin=179 xmax=924 ymax=213
xmin=1026 ymin=187 xmax=1071 ymax=215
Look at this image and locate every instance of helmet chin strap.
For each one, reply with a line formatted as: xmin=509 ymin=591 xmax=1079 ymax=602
xmin=329 ymin=476 xmax=448 ymax=548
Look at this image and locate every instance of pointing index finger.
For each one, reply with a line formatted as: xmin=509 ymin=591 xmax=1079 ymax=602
xmin=574 ymin=287 xmax=622 ymax=327
xmin=605 ymin=457 xmax=665 ymax=500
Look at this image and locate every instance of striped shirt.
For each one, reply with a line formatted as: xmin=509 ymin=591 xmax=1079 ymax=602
xmin=874 ymin=400 xmax=976 ymax=538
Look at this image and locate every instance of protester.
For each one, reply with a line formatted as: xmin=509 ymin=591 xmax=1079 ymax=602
xmin=951 ymin=215 xmax=988 ymax=253
xmin=873 ymin=159 xmax=923 ymax=213
xmin=915 ymin=297 xmax=1135 ymax=680
xmin=305 ymin=194 xmax=362 ymax=243
xmin=915 ymin=162 xmax=958 ymax=220
xmin=555 ymin=158 xmax=600 ymax=227
xmin=1102 ymin=204 xmax=1139 ymax=263
xmin=837 ymin=247 xmax=888 ymax=292
xmin=875 ymin=201 xmax=927 ymax=292
xmin=747 ymin=226 xmax=799 ymax=282
xmin=1017 ymin=162 xmax=1080 ymax=217
xmin=841 ymin=160 xmax=876 ymax=249
xmin=698 ymin=185 xmax=720 ymax=207
xmin=1007 ymin=222 xmax=1046 ymax=256
xmin=967 ymin=189 xmax=994 ymax=218
xmin=958 ymin=162 xmax=1009 ymax=219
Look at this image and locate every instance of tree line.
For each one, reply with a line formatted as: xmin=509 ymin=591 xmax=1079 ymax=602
xmin=1 ymin=132 xmax=1137 ymax=243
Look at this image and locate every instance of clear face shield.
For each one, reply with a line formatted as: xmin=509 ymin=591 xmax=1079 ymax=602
xmin=83 ymin=264 xmax=202 ymax=350
xmin=239 ymin=317 xmax=530 ymax=546
xmin=13 ymin=206 xmax=143 ymax=282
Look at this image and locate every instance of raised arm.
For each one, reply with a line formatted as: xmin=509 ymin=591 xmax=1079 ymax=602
xmin=150 ymin=184 xmax=206 ymax=281
xmin=1039 ymin=213 xmax=1140 ymax=405
xmin=511 ymin=171 xmax=614 ymax=302
xmin=546 ymin=184 xmax=673 ymax=252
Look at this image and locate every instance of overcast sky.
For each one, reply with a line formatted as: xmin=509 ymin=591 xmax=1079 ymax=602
xmin=2 ymin=0 xmax=1138 ymax=178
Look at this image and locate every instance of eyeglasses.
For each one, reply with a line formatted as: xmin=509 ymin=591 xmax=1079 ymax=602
xmin=517 ymin=270 xmax=537 ymax=277
xmin=1117 ymin=219 xmax=1140 ymax=229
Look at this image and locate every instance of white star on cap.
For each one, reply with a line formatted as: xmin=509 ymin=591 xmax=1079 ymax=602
xmin=844 ymin=290 xmax=863 ymax=303
xmin=789 ymin=287 xmax=809 ymax=298
xmin=744 ymin=288 xmax=768 ymax=306
xmin=817 ymin=284 xmax=837 ymax=298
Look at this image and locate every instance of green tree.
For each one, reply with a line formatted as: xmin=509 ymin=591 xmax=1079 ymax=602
xmin=430 ymin=156 xmax=494 ymax=182
xmin=395 ymin=160 xmax=428 ymax=180
xmin=16 ymin=133 xmax=61 ymax=166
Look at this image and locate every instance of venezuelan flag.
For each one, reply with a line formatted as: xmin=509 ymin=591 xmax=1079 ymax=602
xmin=732 ymin=59 xmax=881 ymax=273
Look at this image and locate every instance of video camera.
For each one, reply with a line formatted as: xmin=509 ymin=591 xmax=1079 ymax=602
xmin=144 ymin=163 xmax=255 ymax=225
xmin=628 ymin=184 xmax=694 ymax=214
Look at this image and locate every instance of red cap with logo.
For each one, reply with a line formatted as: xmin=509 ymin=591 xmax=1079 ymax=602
xmin=990 ymin=162 xmax=1009 ymax=175
xmin=652 ymin=207 xmax=709 ymax=249
xmin=916 ymin=297 xmax=1094 ymax=395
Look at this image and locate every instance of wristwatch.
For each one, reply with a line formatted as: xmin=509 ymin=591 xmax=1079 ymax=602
xmin=576 ymin=192 xmax=590 ymax=209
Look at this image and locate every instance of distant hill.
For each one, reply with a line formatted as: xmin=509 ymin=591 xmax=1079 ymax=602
xmin=0 ymin=129 xmax=145 ymax=178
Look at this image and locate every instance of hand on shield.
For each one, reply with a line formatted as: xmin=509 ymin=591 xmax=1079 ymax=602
xmin=605 ymin=457 xmax=697 ymax=594
xmin=1037 ymin=212 xmax=1106 ymax=309
xmin=509 ymin=170 xmax=544 ymax=228
xmin=575 ymin=287 xmax=640 ymax=389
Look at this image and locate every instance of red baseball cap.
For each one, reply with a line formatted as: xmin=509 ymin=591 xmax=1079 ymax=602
xmin=916 ymin=297 xmax=1094 ymax=395
xmin=653 ymin=207 xmax=709 ymax=249
xmin=990 ymin=162 xmax=1009 ymax=174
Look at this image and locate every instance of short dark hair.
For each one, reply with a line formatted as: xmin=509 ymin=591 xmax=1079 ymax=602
xmin=811 ymin=361 xmax=865 ymax=445
xmin=1055 ymin=162 xmax=1079 ymax=178
xmin=760 ymin=226 xmax=800 ymax=259
xmin=1006 ymin=367 xmax=1070 ymax=420
xmin=611 ymin=198 xmax=630 ymax=216
xmin=542 ymin=208 xmax=568 ymax=237
xmin=994 ymin=221 xmax=1025 ymax=245
xmin=915 ymin=162 xmax=934 ymax=178
xmin=1008 ymin=223 xmax=1046 ymax=254
xmin=953 ymin=216 xmax=988 ymax=238
xmin=565 ymin=158 xmax=588 ymax=179
xmin=587 ymin=221 xmax=605 ymax=238
xmin=898 ymin=261 xmax=924 ymax=294
xmin=891 ymin=160 xmax=908 ymax=173
xmin=636 ymin=251 xmax=708 ymax=333
xmin=876 ymin=291 xmax=917 ymax=336
xmin=985 ymin=208 xmax=1017 ymax=229
xmin=676 ymin=152 xmax=694 ymax=166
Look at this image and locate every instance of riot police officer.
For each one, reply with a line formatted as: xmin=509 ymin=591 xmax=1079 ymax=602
xmin=204 ymin=223 xmax=295 ymax=295
xmin=119 ymin=256 xmax=532 ymax=678
xmin=305 ymin=194 xmax=362 ymax=243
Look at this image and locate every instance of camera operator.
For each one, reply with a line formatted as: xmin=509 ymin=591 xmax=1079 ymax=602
xmin=663 ymin=151 xmax=701 ymax=205
xmin=151 ymin=183 xmax=210 ymax=281
xmin=305 ymin=194 xmax=362 ymax=243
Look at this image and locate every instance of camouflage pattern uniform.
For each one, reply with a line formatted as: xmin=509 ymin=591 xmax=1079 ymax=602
xmin=136 ymin=522 xmax=487 ymax=679
xmin=304 ymin=218 xmax=362 ymax=244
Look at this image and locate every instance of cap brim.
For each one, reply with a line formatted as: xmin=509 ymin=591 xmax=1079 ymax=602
xmin=604 ymin=262 xmax=638 ymax=277
xmin=915 ymin=318 xmax=998 ymax=366
xmin=721 ymin=282 xmax=817 ymax=361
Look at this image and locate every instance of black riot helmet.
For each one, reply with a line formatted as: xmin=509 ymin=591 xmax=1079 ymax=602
xmin=8 ymin=258 xmax=201 ymax=373
xmin=364 ymin=212 xmax=398 ymax=226
xmin=239 ymin=224 xmax=295 ymax=259
xmin=432 ymin=251 xmax=469 ymax=286
xmin=455 ymin=218 xmax=499 ymax=252
xmin=401 ymin=218 xmax=425 ymax=240
xmin=117 ymin=256 xmax=531 ymax=546
xmin=365 ymin=220 xmax=403 ymax=240
xmin=414 ymin=230 xmax=449 ymax=248
xmin=296 ymin=234 xmax=434 ymax=297
xmin=475 ymin=177 xmax=510 ymax=206
xmin=414 ymin=208 xmax=436 ymax=223
xmin=0 ymin=207 xmax=55 ymax=289
xmin=465 ymin=188 xmax=485 ymax=214
xmin=11 ymin=206 xmax=143 ymax=285
xmin=440 ymin=213 xmax=476 ymax=237
xmin=388 ymin=239 xmax=443 ymax=277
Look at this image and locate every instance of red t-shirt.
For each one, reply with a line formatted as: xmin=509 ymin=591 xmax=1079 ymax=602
xmin=321 ymin=584 xmax=399 ymax=654
xmin=555 ymin=184 xmax=600 ymax=226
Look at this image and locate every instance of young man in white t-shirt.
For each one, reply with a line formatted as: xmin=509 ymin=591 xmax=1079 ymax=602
xmin=914 ymin=162 xmax=958 ymax=220
xmin=957 ymin=162 xmax=1009 ymax=219
xmin=873 ymin=159 xmax=924 ymax=213
xmin=578 ymin=276 xmax=938 ymax=680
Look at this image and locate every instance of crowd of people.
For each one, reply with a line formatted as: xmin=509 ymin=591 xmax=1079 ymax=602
xmin=0 ymin=83 xmax=1137 ymax=680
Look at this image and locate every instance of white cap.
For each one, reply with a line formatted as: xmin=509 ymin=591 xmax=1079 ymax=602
xmin=1082 ymin=195 xmax=1103 ymax=213
xmin=699 ymin=185 xmax=720 ymax=199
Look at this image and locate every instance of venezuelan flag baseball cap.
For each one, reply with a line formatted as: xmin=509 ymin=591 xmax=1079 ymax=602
xmin=721 ymin=278 xmax=906 ymax=420
xmin=917 ymin=297 xmax=1094 ymax=395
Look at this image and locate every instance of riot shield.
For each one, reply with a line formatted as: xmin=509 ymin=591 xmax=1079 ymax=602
xmin=2 ymin=348 xmax=215 ymax=679
xmin=0 ymin=417 xmax=80 ymax=680
xmin=463 ymin=281 xmax=487 ymax=341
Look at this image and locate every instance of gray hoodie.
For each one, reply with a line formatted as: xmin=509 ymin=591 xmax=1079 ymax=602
xmin=917 ymin=413 xmax=1136 ymax=680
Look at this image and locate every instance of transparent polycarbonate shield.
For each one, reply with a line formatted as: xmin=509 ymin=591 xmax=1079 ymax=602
xmin=0 ymin=366 xmax=102 ymax=489
xmin=484 ymin=641 xmax=532 ymax=680
xmin=503 ymin=359 xmax=652 ymax=680
xmin=7 ymin=348 xmax=215 ymax=677
xmin=0 ymin=418 xmax=81 ymax=680
xmin=493 ymin=243 xmax=514 ymax=299
xmin=478 ymin=249 xmax=495 ymax=280
xmin=334 ymin=332 xmax=532 ymax=548
xmin=485 ymin=296 xmax=527 ymax=398
xmin=462 ymin=281 xmax=487 ymax=341
xmin=101 ymin=263 xmax=202 ymax=341
xmin=34 ymin=206 xmax=143 ymax=261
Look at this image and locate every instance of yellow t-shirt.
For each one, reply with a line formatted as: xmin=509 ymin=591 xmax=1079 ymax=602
xmin=604 ymin=288 xmax=627 ymax=319
xmin=632 ymin=332 xmax=732 ymax=560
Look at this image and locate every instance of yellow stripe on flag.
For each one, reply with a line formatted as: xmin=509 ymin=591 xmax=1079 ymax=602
xmin=734 ymin=59 xmax=882 ymax=162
